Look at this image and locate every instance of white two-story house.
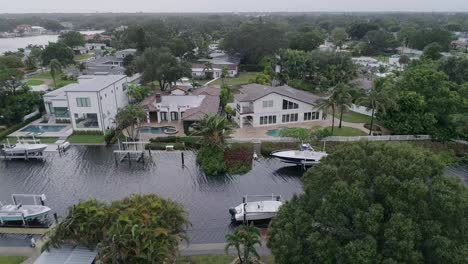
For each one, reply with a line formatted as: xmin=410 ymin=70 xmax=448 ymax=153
xmin=43 ymin=75 xmax=130 ymax=132
xmin=234 ymin=84 xmax=323 ymax=128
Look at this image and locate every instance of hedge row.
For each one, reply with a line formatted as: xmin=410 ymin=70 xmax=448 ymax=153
xmin=149 ymin=136 xmax=202 ymax=149
xmin=73 ymin=130 xmax=104 ymax=135
xmin=145 ymin=142 xmax=186 ymax=150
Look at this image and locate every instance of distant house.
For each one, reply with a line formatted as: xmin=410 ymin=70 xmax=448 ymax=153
xmin=30 ymin=26 xmax=46 ymax=34
xmin=43 ymin=75 xmax=131 ymax=132
xmin=73 ymin=46 xmax=88 ymax=55
xmin=85 ymin=43 xmax=106 ymax=51
xmin=139 ymin=87 xmax=220 ymax=132
xmin=170 ymin=86 xmax=190 ymax=96
xmin=115 ymin=49 xmax=137 ymax=60
xmin=233 ymin=84 xmax=323 ymax=128
xmin=115 ymin=25 xmax=128 ymax=32
xmin=60 ymin=22 xmax=74 ymax=30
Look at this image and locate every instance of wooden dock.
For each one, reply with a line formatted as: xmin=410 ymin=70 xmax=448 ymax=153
xmin=0 ymin=225 xmax=52 ymax=235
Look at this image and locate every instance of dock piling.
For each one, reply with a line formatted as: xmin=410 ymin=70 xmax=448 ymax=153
xmin=181 ymin=152 xmax=185 ymax=166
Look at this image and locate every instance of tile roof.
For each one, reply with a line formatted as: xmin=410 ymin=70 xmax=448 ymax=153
xmin=235 ymin=84 xmax=321 ymax=106
xmin=182 ymin=95 xmax=220 ymax=121
xmin=192 ymin=86 xmax=221 ymax=96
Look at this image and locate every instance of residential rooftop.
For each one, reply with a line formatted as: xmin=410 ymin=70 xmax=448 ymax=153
xmin=44 ymin=75 xmax=127 ymax=98
xmin=235 ymin=84 xmax=321 ymax=105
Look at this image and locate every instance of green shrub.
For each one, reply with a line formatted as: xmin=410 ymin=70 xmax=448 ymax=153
xmin=197 ymin=146 xmax=227 ymax=176
xmin=145 ymin=142 xmax=186 ymax=150
xmin=288 ymin=79 xmax=317 ymax=92
xmin=225 ymin=143 xmax=253 ymax=174
xmin=239 ymin=64 xmax=263 ymax=72
xmin=260 ymin=142 xmax=298 ymax=157
xmin=104 ymin=130 xmax=116 ymax=145
xmin=73 ymin=130 xmax=104 ymax=135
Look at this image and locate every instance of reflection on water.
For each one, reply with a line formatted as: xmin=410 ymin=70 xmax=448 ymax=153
xmin=1 ymin=146 xmax=465 ymax=243
xmin=0 ymin=146 xmax=303 ymax=243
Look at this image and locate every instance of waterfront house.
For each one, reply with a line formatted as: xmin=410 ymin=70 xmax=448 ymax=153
xmin=43 ymin=75 xmax=131 ymax=132
xmin=139 ymin=87 xmax=220 ymax=133
xmin=115 ymin=49 xmax=137 ymax=59
xmin=233 ymin=84 xmax=323 ymax=128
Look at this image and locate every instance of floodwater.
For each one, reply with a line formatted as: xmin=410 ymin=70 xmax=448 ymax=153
xmin=0 ymin=146 xmax=466 ymax=244
xmin=0 ymin=146 xmax=303 ymax=244
xmin=0 ymin=30 xmax=105 ymax=54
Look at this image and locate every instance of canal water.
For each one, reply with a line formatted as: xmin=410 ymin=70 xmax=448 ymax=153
xmin=0 ymin=146 xmax=466 ymax=244
xmin=0 ymin=146 xmax=303 ymax=244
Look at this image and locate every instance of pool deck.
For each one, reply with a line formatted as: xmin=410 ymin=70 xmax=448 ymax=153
xmin=132 ymin=122 xmax=186 ymax=142
xmin=8 ymin=118 xmax=73 ymax=139
xmin=231 ymin=117 xmax=369 ymax=139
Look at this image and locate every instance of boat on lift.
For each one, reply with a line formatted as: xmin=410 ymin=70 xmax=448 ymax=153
xmin=0 ymin=194 xmax=51 ymax=224
xmin=1 ymin=138 xmax=47 ymax=156
xmin=229 ymin=195 xmax=282 ymax=223
xmin=271 ymin=143 xmax=328 ymax=166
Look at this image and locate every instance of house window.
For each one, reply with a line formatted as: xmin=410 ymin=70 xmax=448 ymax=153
xmin=282 ymin=99 xmax=298 ymax=110
xmin=171 ymin=112 xmax=179 ymax=121
xmin=313 ymin=112 xmax=320 ymax=120
xmin=236 ymin=104 xmax=241 ymax=112
xmin=304 ymin=112 xmax=312 ymax=121
xmin=161 ymin=112 xmax=168 ymax=121
xmin=260 ymin=115 xmax=276 ymax=125
xmin=282 ymin=113 xmax=298 ymax=123
xmin=262 ymin=100 xmax=273 ymax=108
xmin=76 ymin=97 xmax=91 ymax=107
xmin=304 ymin=111 xmax=320 ymax=121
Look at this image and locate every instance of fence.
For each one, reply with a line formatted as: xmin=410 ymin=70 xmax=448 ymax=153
xmin=322 ymin=135 xmax=431 ymax=142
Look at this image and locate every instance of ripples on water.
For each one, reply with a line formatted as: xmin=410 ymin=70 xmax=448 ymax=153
xmin=0 ymin=146 xmax=304 ymax=243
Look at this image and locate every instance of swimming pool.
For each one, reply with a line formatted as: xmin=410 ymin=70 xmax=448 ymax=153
xmin=267 ymin=128 xmax=283 ymax=137
xmin=21 ymin=125 xmax=67 ymax=133
xmin=139 ymin=126 xmax=177 ymax=134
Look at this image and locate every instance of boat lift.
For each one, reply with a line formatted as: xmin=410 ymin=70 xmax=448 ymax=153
xmin=0 ymin=194 xmax=56 ymax=229
xmin=113 ymin=137 xmax=151 ymax=167
xmin=0 ymin=137 xmax=47 ymax=161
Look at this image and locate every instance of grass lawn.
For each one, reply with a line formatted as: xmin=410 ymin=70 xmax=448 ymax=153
xmin=327 ymin=126 xmax=367 ymax=136
xmin=0 ymin=256 xmax=26 ymax=264
xmin=26 ymin=71 xmax=52 ymax=79
xmin=1 ymin=137 xmax=59 ymax=144
xmin=26 ymin=79 xmax=45 ymax=86
xmin=210 ymin=72 xmax=260 ymax=86
xmin=74 ymin=53 xmax=94 ymax=61
xmin=55 ymin=79 xmax=76 ymax=88
xmin=340 ymin=111 xmax=373 ymax=124
xmin=67 ymin=134 xmax=105 ymax=144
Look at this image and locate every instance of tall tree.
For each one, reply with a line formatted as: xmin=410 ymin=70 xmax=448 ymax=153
xmin=268 ymin=142 xmax=468 ymax=264
xmin=289 ymin=27 xmax=326 ymax=51
xmin=358 ymin=81 xmax=394 ymax=135
xmin=115 ymin=105 xmax=146 ymax=141
xmin=331 ymin=27 xmax=348 ymax=49
xmin=332 ymin=83 xmax=353 ymax=128
xmin=49 ymin=59 xmax=62 ymax=89
xmin=59 ymin=31 xmax=85 ymax=48
xmin=225 ymin=225 xmax=261 ymax=264
xmin=135 ymin=47 xmax=191 ymax=90
xmin=41 ymin=42 xmax=74 ymax=66
xmin=317 ymin=94 xmax=338 ymax=134
xmin=423 ymin=42 xmax=443 ymax=60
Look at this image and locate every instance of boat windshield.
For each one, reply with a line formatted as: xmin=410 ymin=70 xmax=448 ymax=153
xmin=301 ymin=144 xmax=314 ymax=151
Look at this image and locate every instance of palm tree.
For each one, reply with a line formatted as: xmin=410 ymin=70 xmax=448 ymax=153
xmin=49 ymin=59 xmax=62 ymax=88
xmin=358 ymin=85 xmax=392 ymax=135
xmin=317 ymin=95 xmax=338 ymax=134
xmin=191 ymin=115 xmax=233 ymax=147
xmin=225 ymin=225 xmax=261 ymax=264
xmin=203 ymin=62 xmax=214 ymax=79
xmin=221 ymin=66 xmax=229 ymax=86
xmin=333 ymin=83 xmax=354 ymax=129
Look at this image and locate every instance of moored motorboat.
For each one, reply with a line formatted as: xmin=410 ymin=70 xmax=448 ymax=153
xmin=229 ymin=195 xmax=282 ymax=223
xmin=271 ymin=144 xmax=327 ymax=166
xmin=0 ymin=194 xmax=51 ymax=224
xmin=2 ymin=143 xmax=48 ymax=155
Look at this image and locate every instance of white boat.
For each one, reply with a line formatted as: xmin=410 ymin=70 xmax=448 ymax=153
xmin=2 ymin=137 xmax=47 ymax=156
xmin=0 ymin=194 xmax=51 ymax=224
xmin=271 ymin=144 xmax=328 ymax=166
xmin=229 ymin=195 xmax=282 ymax=223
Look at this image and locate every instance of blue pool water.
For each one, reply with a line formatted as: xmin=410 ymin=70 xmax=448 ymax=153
xmin=267 ymin=129 xmax=283 ymax=137
xmin=139 ymin=126 xmax=176 ymax=134
xmin=20 ymin=125 xmax=67 ymax=133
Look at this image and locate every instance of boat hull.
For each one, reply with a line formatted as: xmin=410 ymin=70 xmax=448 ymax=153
xmin=271 ymin=150 xmax=327 ymax=166
xmin=0 ymin=205 xmax=51 ymax=223
xmin=230 ymin=200 xmax=282 ymax=222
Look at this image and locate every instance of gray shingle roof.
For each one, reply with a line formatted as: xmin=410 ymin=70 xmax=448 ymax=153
xmin=182 ymin=95 xmax=220 ymax=121
xmin=235 ymin=84 xmax=321 ymax=106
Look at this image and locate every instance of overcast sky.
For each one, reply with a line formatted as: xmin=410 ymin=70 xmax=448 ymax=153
xmin=1 ymin=0 xmax=468 ymax=13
